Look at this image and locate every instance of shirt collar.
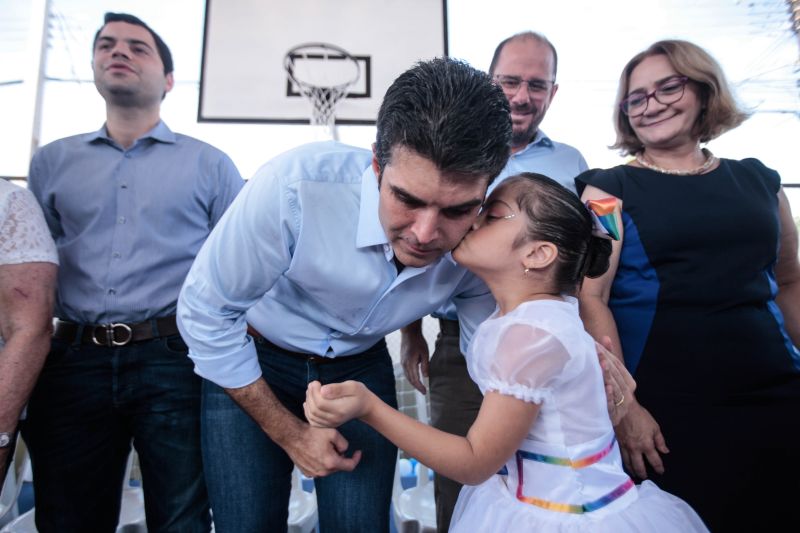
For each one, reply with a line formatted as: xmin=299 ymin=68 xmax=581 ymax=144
xmin=86 ymin=120 xmax=177 ymax=146
xmin=356 ymin=165 xmax=389 ymax=249
xmin=514 ymin=130 xmax=553 ymax=156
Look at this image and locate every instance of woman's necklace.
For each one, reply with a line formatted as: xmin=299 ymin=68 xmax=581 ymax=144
xmin=635 ymin=148 xmax=718 ymax=176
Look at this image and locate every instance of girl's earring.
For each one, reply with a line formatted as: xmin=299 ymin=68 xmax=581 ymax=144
xmin=524 ymin=267 xmax=531 ymax=276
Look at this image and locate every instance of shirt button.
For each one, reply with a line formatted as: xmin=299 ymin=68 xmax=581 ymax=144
xmin=118 ymin=216 xmax=126 ymax=224
xmin=124 ymin=153 xmax=131 ymax=158
xmin=112 ymin=252 xmax=121 ymax=258
xmin=108 ymin=288 xmax=116 ymax=295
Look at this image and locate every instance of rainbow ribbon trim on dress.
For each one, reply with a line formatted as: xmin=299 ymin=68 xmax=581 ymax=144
xmin=585 ymin=197 xmax=621 ymax=241
xmin=516 ymin=479 xmax=635 ymax=514
xmin=516 ymin=436 xmax=616 ymax=468
xmin=513 ymin=436 xmax=634 ymax=513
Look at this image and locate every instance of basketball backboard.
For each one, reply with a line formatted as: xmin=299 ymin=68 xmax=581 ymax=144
xmin=199 ymin=0 xmax=448 ymax=125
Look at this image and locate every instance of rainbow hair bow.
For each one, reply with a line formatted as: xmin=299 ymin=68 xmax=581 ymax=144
xmin=585 ymin=198 xmax=621 ymax=241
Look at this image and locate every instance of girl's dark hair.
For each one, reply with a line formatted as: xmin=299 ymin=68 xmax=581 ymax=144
xmin=501 ymin=173 xmax=611 ymax=294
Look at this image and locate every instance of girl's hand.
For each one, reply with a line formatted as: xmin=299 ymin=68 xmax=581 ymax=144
xmin=304 ymin=380 xmax=371 ymax=428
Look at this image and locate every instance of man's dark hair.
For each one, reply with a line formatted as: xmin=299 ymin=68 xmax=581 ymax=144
xmin=93 ymin=12 xmax=174 ymax=75
xmin=488 ymin=31 xmax=558 ymax=81
xmin=374 ymin=57 xmax=511 ymax=184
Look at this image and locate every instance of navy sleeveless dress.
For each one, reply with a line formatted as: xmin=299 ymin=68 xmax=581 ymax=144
xmin=577 ymin=159 xmax=800 ymax=532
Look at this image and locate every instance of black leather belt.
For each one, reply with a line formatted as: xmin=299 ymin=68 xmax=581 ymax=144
xmin=438 ymin=318 xmax=460 ymax=336
xmin=53 ymin=316 xmax=179 ymax=347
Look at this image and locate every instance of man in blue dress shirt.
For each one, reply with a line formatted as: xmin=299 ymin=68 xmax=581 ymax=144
xmin=23 ymin=13 xmax=243 ymax=533
xmin=177 ymin=58 xmax=512 ymax=532
xmin=399 ymin=31 xmax=590 ymax=531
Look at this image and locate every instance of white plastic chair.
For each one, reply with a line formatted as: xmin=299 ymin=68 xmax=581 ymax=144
xmin=1 ymin=450 xmax=146 ymax=533
xmin=392 ymin=457 xmax=436 ymax=533
xmin=116 ymin=452 xmax=146 ymax=532
xmin=391 ymin=364 xmax=437 ymax=533
xmin=287 ymin=466 xmax=317 ymax=533
xmin=0 ymin=440 xmax=28 ymax=529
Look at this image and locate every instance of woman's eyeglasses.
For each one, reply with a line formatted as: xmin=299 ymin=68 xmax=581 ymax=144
xmin=619 ymin=76 xmax=690 ymax=117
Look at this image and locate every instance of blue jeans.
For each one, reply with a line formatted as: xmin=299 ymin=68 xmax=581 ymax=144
xmin=21 ymin=335 xmax=210 ymax=533
xmin=202 ymin=339 xmax=398 ymax=533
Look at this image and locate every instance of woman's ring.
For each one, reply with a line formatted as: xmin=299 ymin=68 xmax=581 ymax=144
xmin=614 ymin=394 xmax=625 ymax=407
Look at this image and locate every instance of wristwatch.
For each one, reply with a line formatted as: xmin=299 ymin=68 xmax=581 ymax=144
xmin=0 ymin=432 xmax=12 ymax=448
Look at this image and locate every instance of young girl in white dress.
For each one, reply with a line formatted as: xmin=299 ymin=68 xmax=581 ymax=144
xmin=305 ymin=173 xmax=708 ymax=532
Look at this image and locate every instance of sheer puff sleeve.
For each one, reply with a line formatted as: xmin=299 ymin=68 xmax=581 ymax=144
xmin=473 ymin=320 xmax=571 ymax=405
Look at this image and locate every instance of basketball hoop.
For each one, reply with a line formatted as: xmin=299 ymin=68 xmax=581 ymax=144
xmin=284 ymin=42 xmax=360 ymax=140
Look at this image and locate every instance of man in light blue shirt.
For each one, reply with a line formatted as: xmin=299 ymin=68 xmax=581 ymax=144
xmin=177 ymin=58 xmax=512 ymax=532
xmin=399 ymin=31 xmax=589 ymax=531
xmin=23 ymin=13 xmax=243 ymax=532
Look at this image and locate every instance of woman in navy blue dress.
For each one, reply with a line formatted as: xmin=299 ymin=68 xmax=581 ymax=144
xmin=577 ymin=40 xmax=800 ymax=532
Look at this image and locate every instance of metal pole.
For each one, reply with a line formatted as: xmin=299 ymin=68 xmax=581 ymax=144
xmin=787 ymin=1 xmax=800 ymax=112
xmin=26 ymin=0 xmax=51 ymax=163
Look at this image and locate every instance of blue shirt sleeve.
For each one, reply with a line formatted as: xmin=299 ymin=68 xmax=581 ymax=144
xmin=178 ymin=162 xmax=295 ymax=388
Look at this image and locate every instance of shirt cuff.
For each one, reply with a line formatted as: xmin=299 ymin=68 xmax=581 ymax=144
xmin=190 ymin=338 xmax=263 ymax=389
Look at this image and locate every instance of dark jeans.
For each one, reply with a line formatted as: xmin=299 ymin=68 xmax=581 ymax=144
xmin=21 ymin=336 xmax=210 ymax=533
xmin=428 ymin=320 xmax=482 ymax=533
xmin=202 ymin=338 xmax=398 ymax=533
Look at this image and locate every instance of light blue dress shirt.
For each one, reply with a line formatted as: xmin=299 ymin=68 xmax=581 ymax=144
xmin=433 ymin=130 xmax=589 ymax=320
xmin=28 ymin=121 xmax=244 ymax=324
xmin=492 ymin=130 xmax=588 ymax=195
xmin=177 ymin=141 xmax=495 ymax=389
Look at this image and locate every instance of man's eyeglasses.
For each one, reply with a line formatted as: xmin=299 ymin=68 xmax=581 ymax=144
xmin=619 ymin=76 xmax=690 ymax=117
xmin=493 ymin=75 xmax=554 ymax=96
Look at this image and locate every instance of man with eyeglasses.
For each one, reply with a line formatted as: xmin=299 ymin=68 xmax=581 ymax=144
xmin=400 ymin=31 xmax=589 ymax=532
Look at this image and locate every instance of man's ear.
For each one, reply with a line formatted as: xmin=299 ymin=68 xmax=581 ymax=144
xmin=523 ymin=241 xmax=558 ymax=270
xmin=371 ymin=144 xmax=381 ymax=185
xmin=164 ymin=72 xmax=175 ymax=94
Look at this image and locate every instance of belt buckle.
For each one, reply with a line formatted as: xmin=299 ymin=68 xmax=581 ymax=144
xmin=92 ymin=323 xmax=133 ymax=347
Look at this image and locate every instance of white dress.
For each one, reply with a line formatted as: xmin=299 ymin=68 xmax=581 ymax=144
xmin=0 ymin=179 xmax=58 ymax=349
xmin=449 ymin=297 xmax=708 ymax=532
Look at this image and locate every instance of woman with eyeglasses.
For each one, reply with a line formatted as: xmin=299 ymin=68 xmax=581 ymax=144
xmin=576 ymin=39 xmax=800 ymax=532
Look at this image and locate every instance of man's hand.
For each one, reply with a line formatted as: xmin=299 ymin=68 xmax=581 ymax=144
xmin=596 ymin=336 xmax=636 ymax=424
xmin=280 ymin=417 xmax=362 ymax=478
xmin=615 ymin=400 xmax=668 ymax=479
xmin=225 ymin=378 xmax=361 ymax=479
xmin=400 ymin=321 xmax=430 ymax=394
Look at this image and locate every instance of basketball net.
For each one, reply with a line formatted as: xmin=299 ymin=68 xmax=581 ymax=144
xmin=284 ymin=43 xmax=360 ymax=141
